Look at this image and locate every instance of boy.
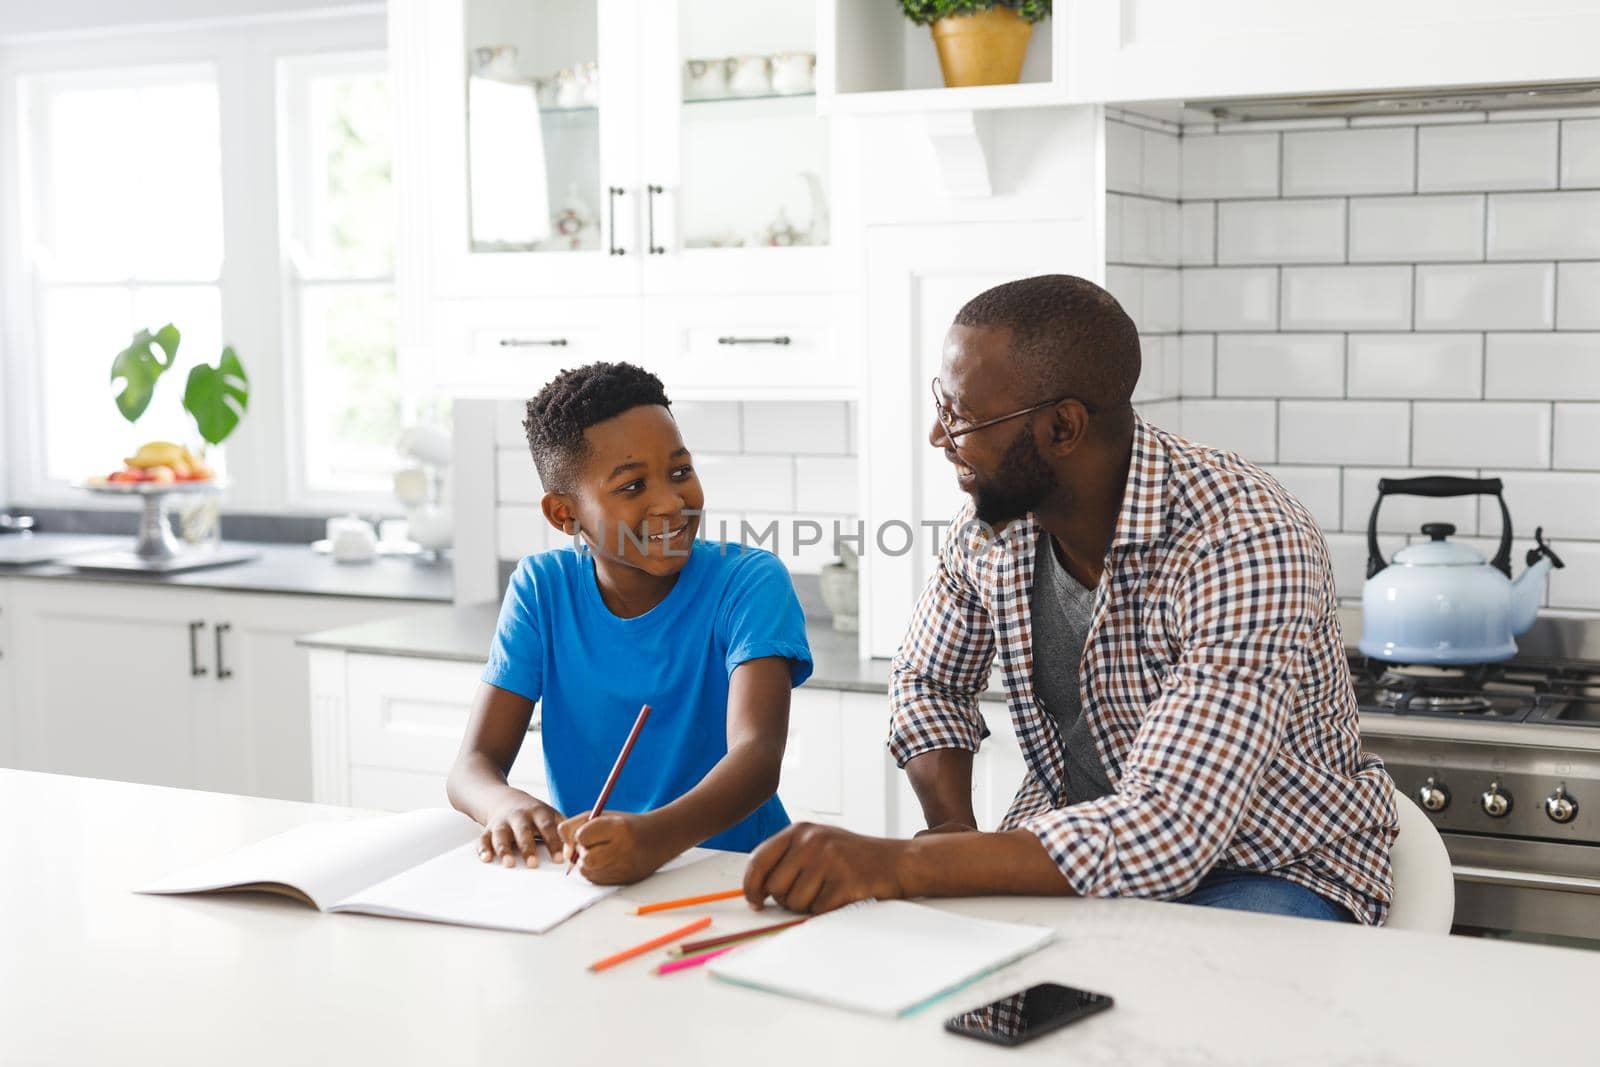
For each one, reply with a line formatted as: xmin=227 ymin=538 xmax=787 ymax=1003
xmin=448 ymin=361 xmax=812 ymax=884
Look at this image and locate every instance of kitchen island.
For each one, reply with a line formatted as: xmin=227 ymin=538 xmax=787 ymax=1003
xmin=1 ymin=769 xmax=1593 ymax=1066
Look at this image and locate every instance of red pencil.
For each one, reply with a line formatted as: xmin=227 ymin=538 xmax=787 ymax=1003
xmin=567 ymin=703 xmax=652 ymax=876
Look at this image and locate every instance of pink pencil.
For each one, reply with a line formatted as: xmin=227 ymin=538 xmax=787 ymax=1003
xmin=653 ymin=943 xmax=739 ymax=976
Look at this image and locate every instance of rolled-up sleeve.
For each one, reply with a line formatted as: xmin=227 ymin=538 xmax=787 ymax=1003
xmin=1024 ymin=521 xmax=1319 ymax=899
xmin=887 ymin=515 xmax=996 ymax=766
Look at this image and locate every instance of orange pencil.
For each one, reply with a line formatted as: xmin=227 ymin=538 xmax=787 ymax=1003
xmin=587 ymin=916 xmax=711 ymax=973
xmin=567 ymin=702 xmax=652 ymax=876
xmin=633 ymin=888 xmax=744 ymax=915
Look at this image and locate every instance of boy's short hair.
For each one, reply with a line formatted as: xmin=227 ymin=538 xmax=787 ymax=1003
xmin=523 ymin=361 xmax=672 ymax=491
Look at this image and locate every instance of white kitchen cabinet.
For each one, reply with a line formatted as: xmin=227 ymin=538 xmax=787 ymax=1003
xmin=324 ymin=652 xmax=545 ymax=811
xmin=4 ymin=580 xmax=433 ymax=800
xmin=641 ymin=292 xmax=859 ymax=399
xmin=860 ymin=220 xmax=1100 ymax=658
xmin=393 ymin=0 xmax=850 ymax=308
xmin=426 ymin=296 xmax=644 ymax=394
xmin=1066 ymin=1 xmax=1600 ymax=105
xmin=9 ymin=582 xmax=206 ymax=789
xmin=819 ymin=1 xmax=1069 ymax=114
xmin=0 ymin=582 xmax=16 ymax=767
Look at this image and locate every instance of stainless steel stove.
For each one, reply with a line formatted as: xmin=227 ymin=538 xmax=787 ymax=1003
xmin=1352 ymin=637 xmax=1600 ymax=942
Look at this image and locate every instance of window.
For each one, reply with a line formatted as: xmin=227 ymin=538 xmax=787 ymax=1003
xmin=18 ymin=65 xmax=225 ymax=484
xmin=3 ymin=11 xmax=415 ymax=513
xmin=279 ymin=53 xmax=422 ymax=500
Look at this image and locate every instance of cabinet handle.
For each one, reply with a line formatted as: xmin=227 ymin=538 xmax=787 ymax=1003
xmin=215 ymin=622 xmax=232 ymax=680
xmin=188 ymin=620 xmax=207 ymax=677
xmin=497 ymin=337 xmax=569 ymax=348
xmin=716 ymin=335 xmax=793 ymax=346
xmin=646 ymin=184 xmax=665 ymax=255
xmin=606 ymin=186 xmax=626 ymax=256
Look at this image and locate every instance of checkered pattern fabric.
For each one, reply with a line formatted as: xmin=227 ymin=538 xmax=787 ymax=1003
xmin=889 ymin=416 xmax=1397 ymax=925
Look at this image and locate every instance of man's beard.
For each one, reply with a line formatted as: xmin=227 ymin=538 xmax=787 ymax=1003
xmin=970 ymin=426 xmax=1058 ymax=526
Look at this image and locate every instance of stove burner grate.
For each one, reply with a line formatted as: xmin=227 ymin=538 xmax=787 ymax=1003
xmin=1375 ymin=686 xmax=1494 ymax=714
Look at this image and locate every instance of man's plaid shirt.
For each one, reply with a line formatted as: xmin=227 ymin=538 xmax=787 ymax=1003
xmin=888 ymin=416 xmax=1397 ymax=925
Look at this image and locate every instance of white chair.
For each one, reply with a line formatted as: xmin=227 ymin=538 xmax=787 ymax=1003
xmin=1384 ymin=788 xmax=1456 ymax=934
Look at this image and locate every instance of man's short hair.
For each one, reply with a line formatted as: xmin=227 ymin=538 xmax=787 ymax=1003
xmin=954 ymin=274 xmax=1141 ymax=410
xmin=523 ymin=361 xmax=671 ymax=492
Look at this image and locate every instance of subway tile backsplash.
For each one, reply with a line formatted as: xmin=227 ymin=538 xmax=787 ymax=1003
xmin=1413 ymin=263 xmax=1554 ymax=331
xmin=1106 ymin=110 xmax=1600 ymax=613
xmin=1280 ymin=127 xmax=1416 ymax=197
xmin=1348 ymin=195 xmax=1484 ymax=263
xmin=1416 ymin=121 xmax=1560 ymax=193
xmin=1280 ymin=265 xmax=1413 ymax=331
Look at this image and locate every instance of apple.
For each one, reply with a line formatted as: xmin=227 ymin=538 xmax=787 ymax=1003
xmin=147 ymin=465 xmax=176 ymax=484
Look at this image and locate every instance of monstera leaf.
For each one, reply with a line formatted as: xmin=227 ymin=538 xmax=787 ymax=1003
xmin=109 ymin=324 xmax=180 ymax=423
xmin=182 ymin=346 xmax=250 ymax=445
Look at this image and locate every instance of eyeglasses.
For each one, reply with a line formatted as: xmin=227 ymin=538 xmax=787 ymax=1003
xmin=930 ymin=376 xmax=1095 ymax=445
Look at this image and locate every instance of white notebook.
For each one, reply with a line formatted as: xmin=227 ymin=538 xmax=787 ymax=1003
xmin=708 ymin=899 xmax=1056 ymax=1016
xmin=138 ymin=808 xmax=700 ymax=934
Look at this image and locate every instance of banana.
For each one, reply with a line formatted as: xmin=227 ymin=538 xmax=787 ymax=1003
xmin=123 ymin=441 xmax=187 ymax=469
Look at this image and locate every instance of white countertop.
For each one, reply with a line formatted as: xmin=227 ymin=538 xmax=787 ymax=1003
xmin=3 ymin=769 xmax=1594 ymax=1066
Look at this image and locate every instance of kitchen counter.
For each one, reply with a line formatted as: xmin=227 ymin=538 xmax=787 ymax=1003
xmin=0 ymin=534 xmax=453 ymax=602
xmin=2 ymin=768 xmax=1593 ymax=1066
xmin=298 ymin=607 xmax=982 ymax=701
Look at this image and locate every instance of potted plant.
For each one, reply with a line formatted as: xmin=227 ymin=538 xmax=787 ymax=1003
xmin=900 ymin=0 xmax=1051 ymax=88
xmin=109 ymin=324 xmax=250 ymax=543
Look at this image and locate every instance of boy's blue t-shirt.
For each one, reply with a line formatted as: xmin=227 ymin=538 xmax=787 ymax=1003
xmin=482 ymin=539 xmax=813 ymax=853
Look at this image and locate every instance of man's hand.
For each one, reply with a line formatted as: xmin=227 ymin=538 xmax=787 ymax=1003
xmin=479 ymin=792 xmax=565 ymax=867
xmin=742 ymin=823 xmax=910 ymax=915
xmin=558 ymin=810 xmax=677 ymax=885
xmin=914 ymin=820 xmax=977 ymax=837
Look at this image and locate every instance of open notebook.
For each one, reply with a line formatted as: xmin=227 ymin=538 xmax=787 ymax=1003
xmin=708 ymin=899 xmax=1056 ymax=1016
xmin=138 ymin=808 xmax=700 ymax=934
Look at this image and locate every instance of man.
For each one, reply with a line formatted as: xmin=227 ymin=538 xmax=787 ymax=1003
xmin=743 ymin=274 xmax=1397 ymax=924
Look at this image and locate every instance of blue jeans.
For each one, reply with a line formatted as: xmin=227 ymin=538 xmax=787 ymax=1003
xmin=1176 ymin=868 xmax=1356 ymax=922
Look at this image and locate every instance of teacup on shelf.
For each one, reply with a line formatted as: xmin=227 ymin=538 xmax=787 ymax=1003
xmin=576 ymin=61 xmax=600 ymax=107
xmin=471 ymin=45 xmax=519 ymax=79
xmin=554 ymin=68 xmax=583 ymax=109
xmin=684 ymin=58 xmax=729 ymax=100
xmin=726 ymin=55 xmax=771 ymax=97
xmin=770 ymin=51 xmax=816 ymax=95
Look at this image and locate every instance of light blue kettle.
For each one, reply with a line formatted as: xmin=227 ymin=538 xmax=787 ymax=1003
xmin=1359 ymin=476 xmax=1565 ymax=664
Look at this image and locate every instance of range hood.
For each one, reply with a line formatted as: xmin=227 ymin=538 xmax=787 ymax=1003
xmin=1189 ymin=81 xmax=1600 ymax=123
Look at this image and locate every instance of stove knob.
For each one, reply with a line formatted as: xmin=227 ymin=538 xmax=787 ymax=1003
xmin=1417 ymin=777 xmax=1450 ymax=813
xmin=1545 ymin=784 xmax=1579 ymax=825
xmin=1481 ymin=781 xmax=1513 ymax=819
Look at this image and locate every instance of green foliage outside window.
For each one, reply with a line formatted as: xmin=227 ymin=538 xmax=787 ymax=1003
xmin=899 ymin=0 xmax=1052 ymax=26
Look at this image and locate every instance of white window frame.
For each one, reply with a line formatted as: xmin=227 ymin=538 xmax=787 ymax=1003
xmin=0 ymin=6 xmax=388 ymax=516
xmin=276 ymin=49 xmax=400 ymax=510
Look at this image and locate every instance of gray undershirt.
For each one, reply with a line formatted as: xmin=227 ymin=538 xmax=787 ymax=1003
xmin=1030 ymin=535 xmax=1115 ymax=807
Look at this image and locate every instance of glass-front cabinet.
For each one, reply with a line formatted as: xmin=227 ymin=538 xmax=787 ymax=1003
xmin=635 ymin=0 xmax=836 ymax=294
xmin=396 ymin=0 xmax=843 ymax=302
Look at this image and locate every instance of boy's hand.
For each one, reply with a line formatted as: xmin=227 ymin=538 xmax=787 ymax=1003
xmin=479 ymin=792 xmax=566 ymax=868
xmin=558 ymin=810 xmax=677 ymax=885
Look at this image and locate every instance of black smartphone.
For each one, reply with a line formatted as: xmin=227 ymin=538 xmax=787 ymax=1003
xmin=944 ymin=982 xmax=1114 ymax=1047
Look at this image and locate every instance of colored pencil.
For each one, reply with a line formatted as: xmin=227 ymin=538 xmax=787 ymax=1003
xmin=566 ymin=702 xmax=652 ymax=876
xmin=633 ymin=887 xmax=744 ymax=915
xmin=669 ymin=916 xmax=809 ymax=957
xmin=653 ymin=943 xmax=740 ymax=976
xmin=587 ymin=915 xmax=711 ymax=973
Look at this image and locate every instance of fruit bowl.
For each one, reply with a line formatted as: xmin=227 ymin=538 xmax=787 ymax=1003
xmin=92 ymin=440 xmax=216 ymax=487
xmin=82 ymin=477 xmax=217 ymax=493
